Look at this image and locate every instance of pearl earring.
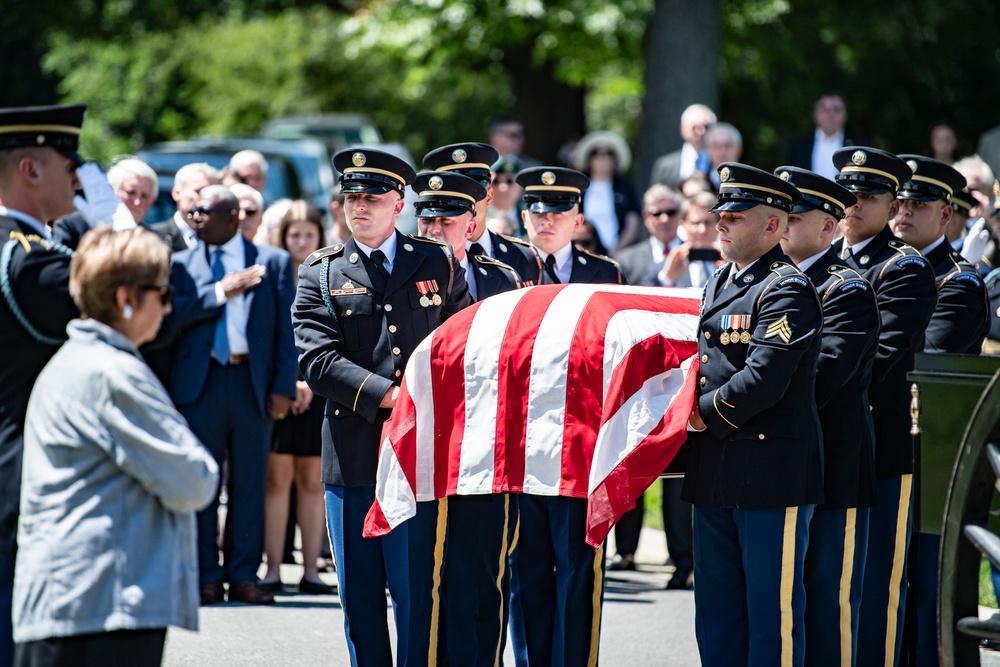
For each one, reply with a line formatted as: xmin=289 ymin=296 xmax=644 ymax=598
xmin=123 ymin=304 xmax=134 ymax=320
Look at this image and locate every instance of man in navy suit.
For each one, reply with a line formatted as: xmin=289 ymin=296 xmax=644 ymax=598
xmin=166 ymin=184 xmax=297 ymax=606
xmin=785 ymin=93 xmax=863 ymax=180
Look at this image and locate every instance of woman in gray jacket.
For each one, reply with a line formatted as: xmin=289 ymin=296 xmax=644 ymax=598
xmin=13 ymin=227 xmax=219 ymax=667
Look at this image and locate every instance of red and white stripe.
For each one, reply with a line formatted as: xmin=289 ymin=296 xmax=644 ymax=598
xmin=364 ymin=284 xmax=702 ymax=547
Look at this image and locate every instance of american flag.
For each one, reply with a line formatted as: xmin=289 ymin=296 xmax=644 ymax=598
xmin=363 ymin=283 xmax=702 ymax=548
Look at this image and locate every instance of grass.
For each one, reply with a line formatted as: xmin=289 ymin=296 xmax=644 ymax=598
xmin=982 ymin=557 xmax=999 ymax=608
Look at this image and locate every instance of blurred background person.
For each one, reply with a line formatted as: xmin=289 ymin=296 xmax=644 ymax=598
xmin=574 ymin=131 xmax=641 ymax=253
xmin=328 ymin=184 xmax=350 ymax=244
xmin=929 ymin=122 xmax=960 ymax=164
xmin=571 ymin=218 xmax=609 ymax=256
xmin=615 ymin=184 xmax=682 ymax=286
xmin=230 ymin=183 xmax=264 ymax=242
xmin=486 ymin=155 xmax=524 ymax=236
xmin=658 ymin=190 xmax=723 ymax=289
xmin=260 ymin=201 xmax=331 ymax=595
xmin=784 ymin=93 xmax=863 ymax=180
xmin=108 ymin=157 xmax=158 ymax=225
xmin=150 ymin=163 xmax=220 ymax=252
xmin=255 ymin=198 xmax=293 ymax=247
xmin=229 ymin=149 xmax=268 ymax=195
xmin=487 ymin=115 xmax=539 ymax=167
xmin=649 ymin=103 xmax=716 ymax=189
xmin=13 ymin=227 xmax=218 ymax=667
xmin=704 ymin=123 xmax=744 ymax=191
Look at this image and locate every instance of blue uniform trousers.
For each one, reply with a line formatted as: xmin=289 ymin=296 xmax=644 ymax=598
xmin=326 ymin=485 xmax=447 ymax=667
xmin=439 ymin=494 xmax=518 ymax=666
xmin=803 ymin=507 xmax=870 ymax=667
xmin=692 ymin=505 xmax=814 ymax=667
xmin=858 ymin=475 xmax=913 ymax=667
xmin=181 ymin=362 xmax=272 ymax=585
xmin=509 ymin=495 xmax=605 ymax=667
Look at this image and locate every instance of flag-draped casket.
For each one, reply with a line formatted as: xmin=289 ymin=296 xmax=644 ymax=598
xmin=364 ymin=283 xmax=702 ymax=547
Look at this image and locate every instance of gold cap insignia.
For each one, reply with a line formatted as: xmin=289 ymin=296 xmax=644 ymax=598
xmin=852 ymin=150 xmax=867 ymax=166
xmin=779 ymin=171 xmax=790 ymax=181
xmin=352 ymin=152 xmax=366 ymax=167
xmin=452 ymin=149 xmax=467 ymax=163
xmin=906 ymin=159 xmax=918 ymax=173
xmin=720 ymin=167 xmax=731 ymax=182
xmin=429 ymin=175 xmax=444 ymax=190
xmin=541 ymin=171 xmax=556 ymax=185
xmin=35 ymin=135 xmax=45 ymax=145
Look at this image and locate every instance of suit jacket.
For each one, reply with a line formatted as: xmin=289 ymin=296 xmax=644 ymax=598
xmin=804 ymin=247 xmax=880 ymax=508
xmin=469 ymin=253 xmax=522 ymax=300
xmin=834 ymin=226 xmax=937 ymax=477
xmin=490 ymin=231 xmax=543 ymax=286
xmin=293 ymin=232 xmax=472 ymax=486
xmin=53 ymin=212 xmax=156 ymax=251
xmin=150 ymin=216 xmax=191 ymax=252
xmin=681 ymin=244 xmax=824 ymax=508
xmin=0 ymin=215 xmax=78 ymax=554
xmin=166 ymin=236 xmax=298 ymax=415
xmin=784 ymin=132 xmax=864 ymax=171
xmin=922 ymin=240 xmax=989 ymax=354
xmin=649 ymin=150 xmax=683 ymax=189
xmin=615 ymin=239 xmax=659 ymax=286
xmin=539 ymin=246 xmax=626 ymax=285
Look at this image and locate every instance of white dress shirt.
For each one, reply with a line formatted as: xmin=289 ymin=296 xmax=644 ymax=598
xmin=174 ymin=212 xmax=199 ymax=248
xmin=811 ymin=129 xmax=844 ymax=180
xmin=678 ymin=142 xmax=699 ymax=182
xmin=796 ymin=248 xmax=829 ymax=273
xmin=355 ymin=233 xmax=398 ymax=274
xmin=538 ymin=243 xmax=574 ymax=283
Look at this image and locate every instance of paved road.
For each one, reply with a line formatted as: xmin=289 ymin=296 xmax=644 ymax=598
xmin=163 ymin=529 xmax=700 ymax=666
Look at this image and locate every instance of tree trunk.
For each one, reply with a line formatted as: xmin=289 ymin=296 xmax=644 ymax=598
xmin=636 ymin=0 xmax=721 ymax=192
xmin=505 ymin=44 xmax=586 ymax=166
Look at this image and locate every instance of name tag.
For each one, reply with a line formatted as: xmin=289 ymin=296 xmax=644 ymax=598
xmin=330 ymin=287 xmax=369 ymax=296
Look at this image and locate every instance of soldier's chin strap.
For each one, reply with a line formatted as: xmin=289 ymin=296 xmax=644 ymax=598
xmin=0 ymin=232 xmax=74 ymax=346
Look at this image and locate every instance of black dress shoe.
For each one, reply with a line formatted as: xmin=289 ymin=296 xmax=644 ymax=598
xmin=608 ymin=553 xmax=636 ymax=571
xmin=298 ymin=577 xmax=334 ymax=595
xmin=199 ymin=581 xmax=225 ymax=605
xmin=666 ymin=568 xmax=693 ymax=590
xmin=227 ymin=581 xmax=276 ymax=604
xmin=257 ymin=580 xmax=283 ymax=594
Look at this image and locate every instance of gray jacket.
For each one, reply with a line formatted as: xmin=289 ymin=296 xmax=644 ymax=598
xmin=14 ymin=319 xmax=219 ymax=643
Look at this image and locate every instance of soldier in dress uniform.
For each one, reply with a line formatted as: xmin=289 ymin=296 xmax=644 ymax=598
xmin=411 ymin=168 xmax=523 ymax=665
xmin=776 ymin=166 xmax=880 ymax=667
xmin=831 ymin=147 xmax=937 ymax=667
xmin=889 ymin=155 xmax=989 ymax=664
xmin=0 ymin=104 xmax=86 ymax=664
xmin=682 ymin=162 xmax=824 ymax=667
xmin=423 ymin=142 xmax=542 ymax=286
xmin=516 ymin=166 xmax=624 ymax=285
xmin=507 ymin=165 xmax=624 ymax=667
xmin=292 ymin=148 xmax=471 ymax=666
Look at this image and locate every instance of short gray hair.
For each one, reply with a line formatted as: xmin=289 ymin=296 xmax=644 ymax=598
xmin=680 ymin=104 xmax=717 ymax=127
xmin=108 ymin=157 xmax=158 ymax=193
xmin=230 ymin=149 xmax=269 ymax=176
xmin=174 ymin=163 xmax=221 ymax=190
xmin=705 ymin=123 xmax=742 ymax=148
xmin=229 ymin=183 xmax=264 ymax=209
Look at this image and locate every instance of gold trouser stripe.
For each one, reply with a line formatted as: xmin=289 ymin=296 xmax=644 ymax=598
xmin=780 ymin=507 xmax=798 ymax=667
xmin=353 ymin=372 xmax=373 ymax=412
xmin=884 ymin=474 xmax=912 ymax=667
xmin=839 ymin=508 xmax=857 ymax=667
xmin=508 ymin=507 xmax=520 ymax=556
xmin=587 ymin=542 xmax=605 ymax=667
xmin=427 ymin=498 xmax=448 ymax=666
xmin=491 ymin=495 xmax=511 ymax=667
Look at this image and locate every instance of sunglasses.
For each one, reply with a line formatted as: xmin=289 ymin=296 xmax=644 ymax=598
xmin=140 ymin=284 xmax=174 ymax=306
xmin=186 ymin=206 xmax=234 ymax=219
xmin=590 ymin=148 xmax=615 ymax=157
xmin=648 ymin=208 xmax=679 ymax=218
xmin=241 ymin=207 xmax=260 ymax=216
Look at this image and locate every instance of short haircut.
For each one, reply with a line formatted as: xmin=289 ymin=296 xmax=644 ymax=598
xmin=0 ymin=147 xmax=48 ymax=188
xmin=277 ymin=199 xmax=325 ymax=252
xmin=107 ymin=157 xmax=158 ymax=193
xmin=199 ymin=184 xmax=238 ymax=209
xmin=174 ymin=163 xmax=221 ymax=191
xmin=229 ymin=183 xmax=264 ymax=209
xmin=642 ymin=183 xmax=680 ymax=210
xmin=488 ymin=115 xmax=520 ymax=135
xmin=705 ymin=123 xmax=742 ymax=147
xmin=682 ymin=190 xmax=719 ymax=218
xmin=230 ymin=149 xmax=269 ymax=175
xmin=70 ymin=227 xmax=169 ymax=324
xmin=680 ymin=104 xmax=717 ymax=127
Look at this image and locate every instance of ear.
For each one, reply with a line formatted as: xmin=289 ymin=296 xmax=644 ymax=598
xmin=393 ymin=196 xmax=405 ymax=215
xmin=939 ymin=203 xmax=953 ymax=230
xmin=888 ymin=199 xmax=901 ymax=220
xmin=763 ymin=214 xmax=782 ymax=235
xmin=115 ymin=285 xmax=133 ymax=314
xmin=484 ymin=186 xmax=495 ymax=207
xmin=18 ymin=155 xmax=40 ymax=184
xmin=464 ymin=215 xmax=477 ymax=240
xmin=820 ymin=216 xmax=837 ymax=239
xmin=573 ymin=213 xmax=584 ymax=230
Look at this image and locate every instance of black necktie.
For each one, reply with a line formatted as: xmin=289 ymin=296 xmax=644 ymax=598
xmin=469 ymin=242 xmax=486 ymax=259
xmin=370 ymin=249 xmax=391 ymax=283
xmin=840 ymin=244 xmax=853 ymax=261
xmin=544 ymin=254 xmax=561 ymax=284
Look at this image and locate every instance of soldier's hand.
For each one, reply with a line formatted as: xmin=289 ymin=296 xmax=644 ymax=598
xmin=689 ymin=404 xmax=706 ymax=431
xmin=379 ymin=386 xmax=400 ymax=409
xmin=221 ymin=264 xmax=266 ymax=298
xmin=267 ymin=393 xmax=294 ymax=420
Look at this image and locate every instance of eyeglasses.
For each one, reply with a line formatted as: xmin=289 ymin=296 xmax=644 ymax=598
xmin=186 ymin=206 xmax=234 ymax=220
xmin=647 ymin=208 xmax=679 ymax=218
xmin=241 ymin=207 xmax=260 ymax=216
xmin=140 ymin=284 xmax=174 ymax=306
xmin=591 ymin=148 xmax=615 ymax=157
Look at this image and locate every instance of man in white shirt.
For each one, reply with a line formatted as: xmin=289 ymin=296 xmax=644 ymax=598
xmin=785 ymin=93 xmax=863 ymax=180
xmin=649 ymin=104 xmax=717 ymax=189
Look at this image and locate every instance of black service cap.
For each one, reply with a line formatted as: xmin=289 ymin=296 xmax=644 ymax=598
xmin=412 ymin=170 xmax=486 ymax=218
xmin=950 ymin=190 xmax=976 ymax=217
xmin=422 ymin=143 xmax=499 ymax=188
xmin=516 ymin=166 xmax=589 ymax=213
xmin=834 ymin=147 xmax=911 ymax=196
xmin=0 ymin=103 xmax=87 ymax=166
xmin=896 ymin=154 xmax=966 ymax=203
xmin=711 ymin=162 xmax=801 ymax=214
xmin=773 ymin=166 xmax=856 ymax=220
xmin=333 ymin=148 xmax=415 ymax=197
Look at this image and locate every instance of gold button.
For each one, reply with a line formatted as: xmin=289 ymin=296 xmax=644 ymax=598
xmin=388 ymin=324 xmax=397 ymax=333
xmin=384 ymin=304 xmax=393 ymax=312
xmin=395 ymin=370 xmax=401 ymax=378
xmin=345 ymin=308 xmax=352 ymax=316
xmin=704 ymin=331 xmax=711 ymax=340
xmin=701 ymin=354 xmax=708 ymax=363
xmin=334 ymin=409 xmax=340 ymax=416
xmin=393 ymin=347 xmax=401 ymax=355
xmin=699 ymin=376 xmax=707 ymax=387
xmin=758 ymin=433 xmax=765 ymax=440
